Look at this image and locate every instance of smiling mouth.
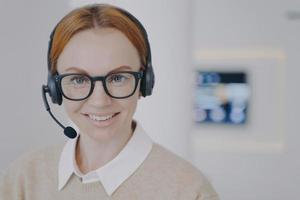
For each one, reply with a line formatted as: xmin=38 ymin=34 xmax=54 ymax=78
xmin=86 ymin=112 xmax=120 ymax=122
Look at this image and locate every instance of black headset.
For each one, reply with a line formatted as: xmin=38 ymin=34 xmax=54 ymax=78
xmin=42 ymin=4 xmax=155 ymax=139
xmin=46 ymin=5 xmax=155 ymax=106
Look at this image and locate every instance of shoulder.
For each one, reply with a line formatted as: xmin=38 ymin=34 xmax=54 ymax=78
xmin=9 ymin=142 xmax=63 ymax=169
xmin=141 ymin=143 xmax=219 ymax=199
xmin=0 ymin=142 xmax=65 ymax=198
xmin=148 ymin=143 xmax=206 ymax=181
xmin=1 ymin=142 xmax=64 ymax=181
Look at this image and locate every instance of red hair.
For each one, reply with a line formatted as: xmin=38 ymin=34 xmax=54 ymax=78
xmin=50 ymin=4 xmax=147 ymax=74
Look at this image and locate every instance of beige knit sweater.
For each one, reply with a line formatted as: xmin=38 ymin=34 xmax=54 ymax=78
xmin=0 ymin=143 xmax=219 ymax=200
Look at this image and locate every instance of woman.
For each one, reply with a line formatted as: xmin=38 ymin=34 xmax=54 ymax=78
xmin=0 ymin=4 xmax=218 ymax=199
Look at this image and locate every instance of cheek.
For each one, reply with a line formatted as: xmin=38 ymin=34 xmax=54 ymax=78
xmin=121 ymin=92 xmax=139 ymax=114
xmin=62 ymin=99 xmax=83 ymax=117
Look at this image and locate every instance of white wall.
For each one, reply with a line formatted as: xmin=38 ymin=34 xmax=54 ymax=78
xmin=191 ymin=0 xmax=300 ymax=199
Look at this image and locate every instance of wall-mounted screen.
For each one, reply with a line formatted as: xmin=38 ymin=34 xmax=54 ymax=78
xmin=194 ymin=71 xmax=250 ymax=125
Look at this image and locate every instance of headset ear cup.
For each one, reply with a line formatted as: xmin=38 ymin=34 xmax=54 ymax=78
xmin=47 ymin=74 xmax=62 ymax=105
xmin=140 ymin=63 xmax=155 ymax=97
xmin=140 ymin=73 xmax=147 ymax=97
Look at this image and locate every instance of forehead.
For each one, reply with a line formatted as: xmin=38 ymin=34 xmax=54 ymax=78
xmin=56 ymin=28 xmax=140 ymax=75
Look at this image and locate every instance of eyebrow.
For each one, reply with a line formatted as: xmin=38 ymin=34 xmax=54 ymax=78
xmin=63 ymin=65 xmax=134 ymax=75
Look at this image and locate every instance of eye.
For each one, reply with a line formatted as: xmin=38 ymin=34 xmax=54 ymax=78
xmin=70 ymin=75 xmax=90 ymax=85
xmin=107 ymin=73 xmax=130 ymax=84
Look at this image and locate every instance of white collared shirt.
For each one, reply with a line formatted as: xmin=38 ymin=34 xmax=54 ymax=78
xmin=58 ymin=122 xmax=153 ymax=196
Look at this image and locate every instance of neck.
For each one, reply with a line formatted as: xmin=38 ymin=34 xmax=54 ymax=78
xmin=75 ymin=122 xmax=136 ymax=174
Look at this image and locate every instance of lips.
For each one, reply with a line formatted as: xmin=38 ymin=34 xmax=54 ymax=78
xmin=82 ymin=112 xmax=120 ymax=127
xmin=88 ymin=113 xmax=119 ymax=121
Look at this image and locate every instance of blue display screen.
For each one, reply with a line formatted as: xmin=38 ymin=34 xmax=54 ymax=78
xmin=194 ymin=71 xmax=250 ymax=125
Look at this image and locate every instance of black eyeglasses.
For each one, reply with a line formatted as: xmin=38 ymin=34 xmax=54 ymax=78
xmin=55 ymin=71 xmax=143 ymax=100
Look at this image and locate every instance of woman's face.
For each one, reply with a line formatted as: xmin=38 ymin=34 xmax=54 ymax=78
xmin=56 ymin=28 xmax=141 ymax=143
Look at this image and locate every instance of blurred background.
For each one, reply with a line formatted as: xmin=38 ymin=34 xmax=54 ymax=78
xmin=0 ymin=0 xmax=299 ymax=199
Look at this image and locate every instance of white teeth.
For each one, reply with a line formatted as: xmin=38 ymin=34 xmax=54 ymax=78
xmin=88 ymin=114 xmax=114 ymax=121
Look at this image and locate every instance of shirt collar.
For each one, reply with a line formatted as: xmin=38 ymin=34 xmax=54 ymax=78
xmin=58 ymin=122 xmax=153 ymax=195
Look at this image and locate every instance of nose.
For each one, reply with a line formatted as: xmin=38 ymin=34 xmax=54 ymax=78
xmin=87 ymin=81 xmax=112 ymax=107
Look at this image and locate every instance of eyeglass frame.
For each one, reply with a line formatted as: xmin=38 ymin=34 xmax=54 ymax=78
xmin=54 ymin=71 xmax=144 ymax=101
